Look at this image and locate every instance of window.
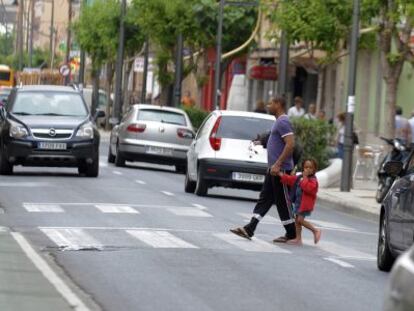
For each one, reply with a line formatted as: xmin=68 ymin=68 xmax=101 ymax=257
xmin=138 ymin=109 xmax=186 ymax=126
xmin=12 ymin=92 xmax=88 ymax=117
xmin=0 ymin=71 xmax=11 ymax=81
xmin=216 ymin=116 xmax=274 ymax=141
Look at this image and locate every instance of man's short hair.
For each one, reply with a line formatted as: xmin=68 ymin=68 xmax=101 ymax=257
xmin=396 ymin=106 xmax=403 ymax=116
xmin=271 ymin=96 xmax=287 ymax=110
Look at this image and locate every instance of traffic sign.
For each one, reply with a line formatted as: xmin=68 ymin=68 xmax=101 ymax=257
xmin=59 ymin=64 xmax=70 ymax=77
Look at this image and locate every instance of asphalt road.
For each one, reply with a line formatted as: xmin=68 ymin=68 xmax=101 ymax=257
xmin=0 ymin=141 xmax=388 ymax=311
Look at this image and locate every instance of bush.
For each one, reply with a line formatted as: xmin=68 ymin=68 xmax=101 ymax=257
xmin=181 ymin=105 xmax=210 ymax=130
xmin=291 ymin=118 xmax=336 ymax=170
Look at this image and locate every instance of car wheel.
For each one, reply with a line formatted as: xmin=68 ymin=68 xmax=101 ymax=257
xmin=175 ymin=164 xmax=186 ymax=174
xmin=115 ymin=142 xmax=126 ymax=167
xmin=195 ymin=168 xmax=208 ymax=196
xmin=107 ymin=144 xmax=115 ymax=163
xmin=0 ymin=142 xmax=13 ymax=175
xmin=85 ymin=159 xmax=99 ymax=177
xmin=184 ymin=170 xmax=196 ymax=193
xmin=377 ymin=211 xmax=395 ymax=271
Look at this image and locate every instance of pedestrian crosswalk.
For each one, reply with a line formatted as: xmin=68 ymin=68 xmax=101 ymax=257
xmin=38 ymin=226 xmax=376 ymax=264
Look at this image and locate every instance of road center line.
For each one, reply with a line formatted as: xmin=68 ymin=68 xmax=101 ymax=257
xmin=324 ymin=257 xmax=355 ymax=268
xmin=11 ymin=232 xmax=91 ymax=311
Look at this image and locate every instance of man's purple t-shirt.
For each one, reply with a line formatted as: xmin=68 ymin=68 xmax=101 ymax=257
xmin=267 ymin=115 xmax=294 ymax=170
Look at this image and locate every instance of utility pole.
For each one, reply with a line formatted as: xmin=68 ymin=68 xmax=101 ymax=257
xmin=18 ymin=0 xmax=24 ymax=70
xmin=140 ymin=38 xmax=149 ymax=104
xmin=277 ymin=31 xmax=289 ymax=96
xmin=113 ymin=0 xmax=126 ymax=123
xmin=78 ymin=0 xmax=86 ymax=85
xmin=65 ymin=0 xmax=72 ymax=85
xmin=28 ymin=0 xmax=34 ymax=67
xmin=49 ymin=0 xmax=54 ymax=69
xmin=173 ymin=33 xmax=183 ymax=107
xmin=0 ymin=0 xmax=8 ymax=55
xmin=341 ymin=0 xmax=360 ymax=192
xmin=213 ymin=0 xmax=225 ymax=110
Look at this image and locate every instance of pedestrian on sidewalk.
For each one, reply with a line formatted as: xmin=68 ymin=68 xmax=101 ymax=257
xmin=230 ymin=96 xmax=297 ymax=243
xmin=304 ymin=103 xmax=317 ymax=120
xmin=279 ymin=158 xmax=321 ymax=246
xmin=288 ymin=96 xmax=305 ymax=118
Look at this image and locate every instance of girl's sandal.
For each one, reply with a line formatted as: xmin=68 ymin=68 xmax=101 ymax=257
xmin=286 ymin=239 xmax=302 ymax=246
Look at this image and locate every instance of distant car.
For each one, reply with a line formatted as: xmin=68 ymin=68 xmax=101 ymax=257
xmin=0 ymin=87 xmax=11 ymax=106
xmin=383 ymin=245 xmax=414 ymax=311
xmin=82 ymin=87 xmax=108 ymax=127
xmin=108 ymin=104 xmax=194 ymax=172
xmin=377 ymin=154 xmax=414 ymax=271
xmin=185 ymin=110 xmax=275 ymax=196
xmin=0 ymin=85 xmax=104 ymax=177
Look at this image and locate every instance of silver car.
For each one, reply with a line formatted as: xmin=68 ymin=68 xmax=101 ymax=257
xmin=185 ymin=110 xmax=275 ymax=196
xmin=384 ymin=245 xmax=414 ymax=311
xmin=108 ymin=104 xmax=194 ymax=172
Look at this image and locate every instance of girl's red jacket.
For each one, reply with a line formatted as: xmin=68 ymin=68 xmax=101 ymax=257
xmin=280 ymin=174 xmax=319 ymax=213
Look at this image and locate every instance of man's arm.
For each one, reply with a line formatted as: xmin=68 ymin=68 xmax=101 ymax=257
xmin=270 ymin=134 xmax=295 ymax=175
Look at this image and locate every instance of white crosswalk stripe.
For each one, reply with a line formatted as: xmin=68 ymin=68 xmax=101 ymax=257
xmin=41 ymin=228 xmax=103 ymax=250
xmin=312 ymin=240 xmax=375 ymax=259
xmin=24 ymin=203 xmax=64 ymax=213
xmin=214 ymin=233 xmax=291 ymax=253
xmin=95 ymin=205 xmax=139 ymax=214
xmin=127 ymin=230 xmax=198 ymax=249
xmin=167 ymin=208 xmax=212 ymax=218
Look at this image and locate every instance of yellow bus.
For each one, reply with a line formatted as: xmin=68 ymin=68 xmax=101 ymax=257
xmin=0 ymin=65 xmax=15 ymax=87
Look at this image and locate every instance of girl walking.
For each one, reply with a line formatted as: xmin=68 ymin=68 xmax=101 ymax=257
xmin=279 ymin=159 xmax=321 ymax=245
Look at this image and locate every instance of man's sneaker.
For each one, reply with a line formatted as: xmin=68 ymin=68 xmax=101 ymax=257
xmin=230 ymin=227 xmax=252 ymax=240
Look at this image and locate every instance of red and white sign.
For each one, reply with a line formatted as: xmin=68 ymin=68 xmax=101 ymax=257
xmin=59 ymin=64 xmax=70 ymax=77
xmin=249 ymin=65 xmax=278 ymax=81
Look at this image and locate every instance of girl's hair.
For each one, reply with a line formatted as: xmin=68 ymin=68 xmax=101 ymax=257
xmin=302 ymin=158 xmax=318 ymax=173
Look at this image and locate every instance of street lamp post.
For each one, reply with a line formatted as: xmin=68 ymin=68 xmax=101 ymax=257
xmin=173 ymin=33 xmax=184 ymax=107
xmin=341 ymin=0 xmax=360 ymax=192
xmin=213 ymin=0 xmax=225 ymax=110
xmin=277 ymin=30 xmax=289 ymax=96
xmin=78 ymin=0 xmax=86 ymax=86
xmin=140 ymin=38 xmax=149 ymax=104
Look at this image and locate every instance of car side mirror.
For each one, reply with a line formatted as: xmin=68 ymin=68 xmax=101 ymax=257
xmin=94 ymin=110 xmax=105 ymax=121
xmin=384 ymin=161 xmax=404 ymax=177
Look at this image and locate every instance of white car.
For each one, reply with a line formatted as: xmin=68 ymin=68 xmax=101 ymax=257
xmin=185 ymin=110 xmax=275 ymax=196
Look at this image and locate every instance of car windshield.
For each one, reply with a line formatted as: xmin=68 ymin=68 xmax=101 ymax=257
xmin=138 ymin=109 xmax=186 ymax=126
xmin=216 ymin=116 xmax=274 ymax=140
xmin=11 ymin=92 xmax=88 ymax=117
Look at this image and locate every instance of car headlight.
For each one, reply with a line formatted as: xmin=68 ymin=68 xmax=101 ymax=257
xmin=9 ymin=121 xmax=29 ymax=139
xmin=76 ymin=123 xmax=94 ymax=139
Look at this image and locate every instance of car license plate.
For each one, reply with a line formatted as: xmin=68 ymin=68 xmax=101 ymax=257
xmin=232 ymin=172 xmax=265 ymax=183
xmin=146 ymin=146 xmax=173 ymax=156
xmin=38 ymin=142 xmax=67 ymax=150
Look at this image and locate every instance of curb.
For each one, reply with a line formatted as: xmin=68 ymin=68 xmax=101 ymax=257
xmin=317 ymin=192 xmax=380 ymax=222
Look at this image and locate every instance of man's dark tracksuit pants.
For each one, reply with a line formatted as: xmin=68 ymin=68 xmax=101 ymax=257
xmin=244 ymin=171 xmax=296 ymax=239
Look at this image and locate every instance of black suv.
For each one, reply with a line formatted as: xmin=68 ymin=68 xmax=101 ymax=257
xmin=377 ymin=152 xmax=414 ymax=271
xmin=0 ymin=85 xmax=104 ymax=177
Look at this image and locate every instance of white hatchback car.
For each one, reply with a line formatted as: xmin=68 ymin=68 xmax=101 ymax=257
xmin=185 ymin=110 xmax=275 ymax=196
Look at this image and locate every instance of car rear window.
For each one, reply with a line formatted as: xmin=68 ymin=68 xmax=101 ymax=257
xmin=138 ymin=109 xmax=186 ymax=126
xmin=216 ymin=116 xmax=274 ymax=140
xmin=0 ymin=71 xmax=11 ymax=81
xmin=11 ymin=92 xmax=88 ymax=117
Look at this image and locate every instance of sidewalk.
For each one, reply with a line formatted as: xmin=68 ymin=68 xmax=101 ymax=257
xmin=0 ymin=227 xmax=91 ymax=311
xmin=318 ymin=179 xmax=380 ymax=220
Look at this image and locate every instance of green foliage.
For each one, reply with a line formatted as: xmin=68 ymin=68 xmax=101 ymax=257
xmin=181 ymin=105 xmax=209 ymax=130
xmin=291 ymin=118 xmax=336 ymax=170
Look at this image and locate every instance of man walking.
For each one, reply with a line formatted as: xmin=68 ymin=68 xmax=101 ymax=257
xmin=230 ymin=96 xmax=296 ymax=243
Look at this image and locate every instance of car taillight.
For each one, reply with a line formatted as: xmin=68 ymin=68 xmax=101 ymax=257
xmin=127 ymin=123 xmax=146 ymax=133
xmin=209 ymin=116 xmax=222 ymax=151
xmin=177 ymin=128 xmax=194 ymax=139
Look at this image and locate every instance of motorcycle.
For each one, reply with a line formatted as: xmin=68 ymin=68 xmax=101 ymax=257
xmin=376 ymin=137 xmax=412 ymax=203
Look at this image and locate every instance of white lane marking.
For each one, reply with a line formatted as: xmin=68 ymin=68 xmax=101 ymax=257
xmin=94 ymin=205 xmax=139 ymax=214
xmin=329 ymin=256 xmax=376 ymax=261
xmin=214 ymin=233 xmax=291 ymax=253
xmin=311 ymin=219 xmax=354 ymax=231
xmin=167 ymin=208 xmax=212 ymax=218
xmin=127 ymin=230 xmax=198 ymax=249
xmin=41 ymin=228 xmax=103 ymax=251
xmin=39 ymin=226 xmax=216 ymax=233
xmin=161 ymin=191 xmax=174 ymax=196
xmin=192 ymin=204 xmax=208 ymax=210
xmin=238 ymin=212 xmax=279 ymax=224
xmin=24 ymin=203 xmax=64 ymax=213
xmin=0 ymin=226 xmax=8 ymax=232
xmin=99 ymin=161 xmax=108 ymax=168
xmin=325 ymin=257 xmax=355 ymax=268
xmin=112 ymin=171 xmax=123 ymax=175
xmin=312 ymin=240 xmax=374 ymax=259
xmin=135 ymin=180 xmax=146 ymax=185
xmin=24 ymin=202 xmax=195 ymax=209
xmin=11 ymin=232 xmax=91 ymax=311
xmin=0 ymin=182 xmax=51 ymax=187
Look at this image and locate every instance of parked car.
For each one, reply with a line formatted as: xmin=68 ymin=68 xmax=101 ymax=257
xmin=0 ymin=85 xmax=104 ymax=177
xmin=108 ymin=104 xmax=194 ymax=172
xmin=0 ymin=86 xmax=11 ymax=106
xmin=383 ymin=245 xmax=414 ymax=311
xmin=185 ymin=110 xmax=275 ymax=196
xmin=377 ymin=153 xmax=414 ymax=271
xmin=82 ymin=87 xmax=108 ymax=127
